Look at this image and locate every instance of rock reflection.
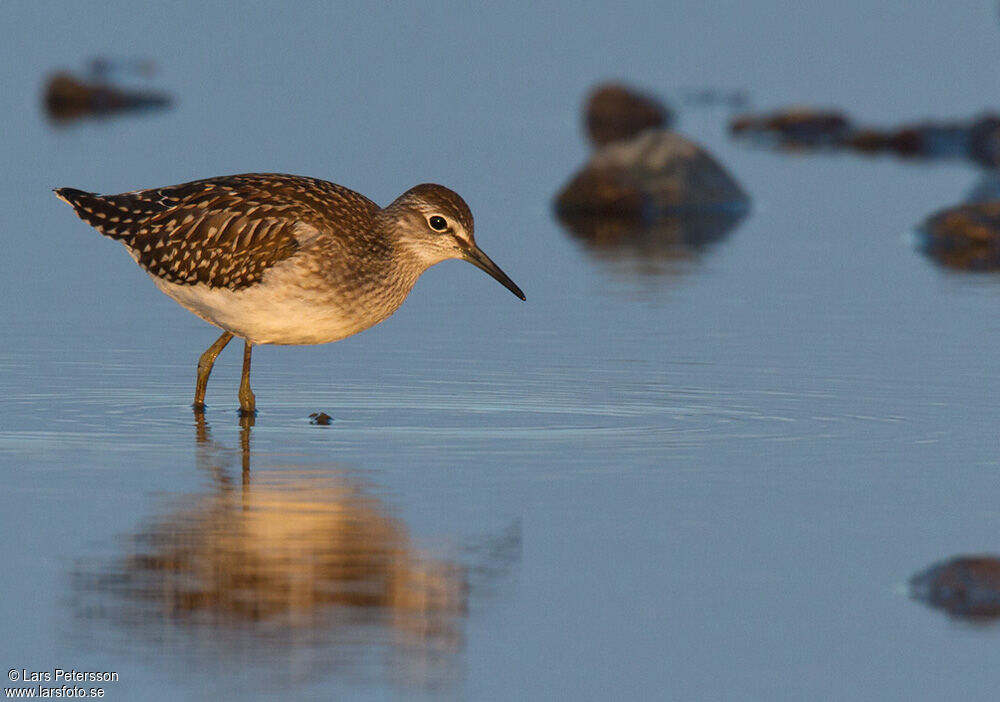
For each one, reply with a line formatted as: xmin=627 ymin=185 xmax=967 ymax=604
xmin=73 ymin=415 xmax=477 ymax=689
xmin=910 ymin=556 xmax=1000 ymax=622
xmin=557 ymin=209 xmax=744 ymax=275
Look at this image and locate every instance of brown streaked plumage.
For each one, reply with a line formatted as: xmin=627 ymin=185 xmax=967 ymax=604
xmin=55 ymin=173 xmax=524 ymax=414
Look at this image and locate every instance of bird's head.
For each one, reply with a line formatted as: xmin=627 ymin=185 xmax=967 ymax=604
xmin=380 ymin=184 xmax=525 ymax=300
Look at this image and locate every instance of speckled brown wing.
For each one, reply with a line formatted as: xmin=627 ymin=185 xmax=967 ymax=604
xmin=55 ymin=173 xmax=380 ymax=290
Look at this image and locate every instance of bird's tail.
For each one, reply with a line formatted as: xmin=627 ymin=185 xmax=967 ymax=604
xmin=54 ymin=187 xmax=134 ymax=240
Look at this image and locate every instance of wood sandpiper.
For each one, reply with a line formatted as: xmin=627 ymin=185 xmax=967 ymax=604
xmin=55 ymin=173 xmax=524 ymax=414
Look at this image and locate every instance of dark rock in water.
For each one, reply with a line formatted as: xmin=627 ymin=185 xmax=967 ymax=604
xmin=557 ymin=210 xmax=745 ymax=274
xmin=585 ymin=82 xmax=673 ymax=147
xmin=43 ymin=72 xmax=171 ymax=123
xmin=556 ymin=130 xmax=749 ymax=218
xmin=910 ymin=556 xmax=1000 ymax=621
xmin=729 ymin=107 xmax=852 ymax=147
xmin=309 ymin=412 xmax=333 ymax=426
xmin=917 ymin=201 xmax=1000 ymax=271
xmin=560 ymin=87 xmax=747 ymax=269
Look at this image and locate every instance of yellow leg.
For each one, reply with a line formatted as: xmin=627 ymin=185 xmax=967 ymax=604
xmin=238 ymin=339 xmax=256 ymax=415
xmin=194 ymin=331 xmax=234 ymax=411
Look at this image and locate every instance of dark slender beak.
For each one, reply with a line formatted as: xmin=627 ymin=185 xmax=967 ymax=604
xmin=463 ymin=245 xmax=525 ymax=300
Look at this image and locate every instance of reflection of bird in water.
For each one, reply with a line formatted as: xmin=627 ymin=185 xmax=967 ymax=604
xmin=74 ymin=416 xmax=485 ymax=689
xmin=556 ymin=210 xmax=745 ymax=276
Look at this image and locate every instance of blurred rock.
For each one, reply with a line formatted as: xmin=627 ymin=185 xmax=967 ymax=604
xmin=729 ymin=107 xmax=852 ymax=148
xmin=842 ymin=119 xmax=972 ymax=160
xmin=556 ymin=130 xmax=749 ymax=217
xmin=856 ymin=122 xmax=969 ymax=159
xmin=910 ymin=556 xmax=1000 ymax=621
xmin=585 ymin=82 xmax=673 ymax=147
xmin=917 ymin=201 xmax=1000 ymax=271
xmin=733 ymin=106 xmax=1000 ymax=167
xmin=43 ymin=71 xmax=170 ymax=123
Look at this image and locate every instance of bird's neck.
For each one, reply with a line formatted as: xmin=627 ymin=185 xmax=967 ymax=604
xmin=313 ymin=233 xmax=424 ymax=325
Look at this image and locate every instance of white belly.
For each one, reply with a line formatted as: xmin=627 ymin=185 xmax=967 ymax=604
xmin=151 ymin=265 xmax=390 ymax=345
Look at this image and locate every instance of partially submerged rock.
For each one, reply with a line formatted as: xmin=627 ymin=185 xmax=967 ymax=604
xmin=729 ymin=107 xmax=852 ymax=147
xmin=585 ymin=82 xmax=673 ymax=147
xmin=910 ymin=556 xmax=1000 ymax=621
xmin=917 ymin=201 xmax=1000 ymax=271
xmin=556 ymin=130 xmax=749 ymax=217
xmin=557 ymin=84 xmax=748 ymax=268
xmin=43 ymin=71 xmax=170 ymax=123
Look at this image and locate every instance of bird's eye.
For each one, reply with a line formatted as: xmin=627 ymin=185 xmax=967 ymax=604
xmin=428 ymin=215 xmax=448 ymax=231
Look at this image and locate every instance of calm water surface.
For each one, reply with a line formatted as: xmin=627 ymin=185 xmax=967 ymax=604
xmin=3 ymin=2 xmax=1000 ymax=700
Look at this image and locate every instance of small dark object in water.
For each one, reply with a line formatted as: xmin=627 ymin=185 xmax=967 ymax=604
xmin=729 ymin=107 xmax=852 ymax=148
xmin=585 ymin=82 xmax=673 ymax=147
xmin=43 ymin=71 xmax=170 ymax=123
xmin=910 ymin=556 xmax=1000 ymax=621
xmin=309 ymin=412 xmax=333 ymax=425
xmin=917 ymin=201 xmax=1000 ymax=271
xmin=556 ymin=130 xmax=749 ymax=218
